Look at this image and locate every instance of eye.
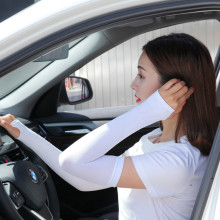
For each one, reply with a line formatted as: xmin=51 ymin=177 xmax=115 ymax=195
xmin=137 ymin=73 xmax=144 ymax=79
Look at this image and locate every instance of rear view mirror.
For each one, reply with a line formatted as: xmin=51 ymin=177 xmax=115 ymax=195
xmin=64 ymin=76 xmax=93 ymax=104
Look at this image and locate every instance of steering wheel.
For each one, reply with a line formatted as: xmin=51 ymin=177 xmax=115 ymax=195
xmin=0 ymin=130 xmax=60 ymax=220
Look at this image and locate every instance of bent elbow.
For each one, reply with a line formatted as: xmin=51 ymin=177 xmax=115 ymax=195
xmin=59 ymin=152 xmax=72 ymax=172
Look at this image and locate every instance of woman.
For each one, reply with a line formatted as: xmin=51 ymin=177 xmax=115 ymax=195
xmin=0 ymin=33 xmax=217 ymax=220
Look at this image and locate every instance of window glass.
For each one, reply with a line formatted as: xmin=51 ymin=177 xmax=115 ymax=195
xmin=0 ymin=39 xmax=82 ymax=99
xmin=58 ymin=19 xmax=220 ymax=113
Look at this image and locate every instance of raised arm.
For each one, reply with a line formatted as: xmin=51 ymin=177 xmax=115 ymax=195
xmin=57 ymin=79 xmax=192 ymax=188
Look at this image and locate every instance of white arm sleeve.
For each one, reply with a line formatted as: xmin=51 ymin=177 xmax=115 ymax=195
xmin=12 ymin=90 xmax=174 ymax=188
xmin=58 ymin=90 xmax=174 ymax=186
xmin=11 ymin=120 xmax=109 ymax=191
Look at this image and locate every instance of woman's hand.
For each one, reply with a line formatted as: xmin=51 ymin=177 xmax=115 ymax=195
xmin=159 ymin=79 xmax=194 ymax=116
xmin=0 ymin=114 xmax=20 ymax=138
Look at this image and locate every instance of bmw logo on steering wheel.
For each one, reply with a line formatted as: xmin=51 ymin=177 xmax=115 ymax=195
xmin=28 ymin=169 xmax=38 ymax=183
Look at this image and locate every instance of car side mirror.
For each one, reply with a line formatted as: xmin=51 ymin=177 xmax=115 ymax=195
xmin=60 ymin=76 xmax=93 ymax=105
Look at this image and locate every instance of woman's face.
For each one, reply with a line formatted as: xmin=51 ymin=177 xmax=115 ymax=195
xmin=130 ymin=52 xmax=162 ymax=104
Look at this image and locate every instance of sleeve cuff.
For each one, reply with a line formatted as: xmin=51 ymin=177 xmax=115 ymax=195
xmin=139 ymin=90 xmax=175 ymax=120
xmin=156 ymin=90 xmax=175 ymax=112
xmin=108 ymin=156 xmax=125 ymax=187
xmin=10 ymin=119 xmax=26 ymax=141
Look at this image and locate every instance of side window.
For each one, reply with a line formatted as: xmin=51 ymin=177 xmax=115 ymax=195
xmin=58 ymin=19 xmax=220 ymax=113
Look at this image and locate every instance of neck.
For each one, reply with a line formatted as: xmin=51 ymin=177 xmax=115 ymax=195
xmin=160 ymin=113 xmax=184 ymax=140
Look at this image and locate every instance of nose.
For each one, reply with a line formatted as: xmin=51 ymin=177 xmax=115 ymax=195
xmin=130 ymin=77 xmax=137 ymax=91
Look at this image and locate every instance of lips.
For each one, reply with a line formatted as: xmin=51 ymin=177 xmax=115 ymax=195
xmin=135 ymin=95 xmax=141 ymax=103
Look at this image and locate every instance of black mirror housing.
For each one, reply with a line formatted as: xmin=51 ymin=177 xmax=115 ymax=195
xmin=60 ymin=76 xmax=93 ymax=105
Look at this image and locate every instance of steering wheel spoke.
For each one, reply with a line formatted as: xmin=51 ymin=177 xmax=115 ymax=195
xmin=19 ymin=204 xmax=53 ymax=220
xmin=36 ymin=165 xmax=48 ymax=182
xmin=3 ymin=182 xmax=25 ymax=208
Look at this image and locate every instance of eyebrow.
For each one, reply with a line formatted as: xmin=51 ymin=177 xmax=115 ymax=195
xmin=137 ymin=65 xmax=146 ymax=71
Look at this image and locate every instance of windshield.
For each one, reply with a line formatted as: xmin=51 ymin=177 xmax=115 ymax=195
xmin=0 ymin=39 xmax=82 ymax=99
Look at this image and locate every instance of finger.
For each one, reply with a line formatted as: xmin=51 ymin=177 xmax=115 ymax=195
xmin=161 ymin=79 xmax=180 ymax=90
xmin=0 ymin=119 xmax=20 ymax=138
xmin=172 ymin=85 xmax=188 ymax=100
xmin=167 ymin=81 xmax=186 ymax=95
xmin=185 ymin=87 xmax=194 ymax=100
xmin=0 ymin=114 xmax=16 ymax=124
xmin=176 ymin=87 xmax=194 ymax=105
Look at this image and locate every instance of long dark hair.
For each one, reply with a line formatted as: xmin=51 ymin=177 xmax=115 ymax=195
xmin=143 ymin=33 xmax=218 ymax=155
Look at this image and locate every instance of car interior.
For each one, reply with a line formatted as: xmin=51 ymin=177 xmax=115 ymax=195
xmin=0 ymin=1 xmax=219 ymax=219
